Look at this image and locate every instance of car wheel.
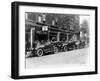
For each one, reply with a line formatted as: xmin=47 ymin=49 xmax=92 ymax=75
xmin=73 ymin=45 xmax=76 ymax=50
xmin=53 ymin=46 xmax=58 ymax=54
xmin=63 ymin=45 xmax=68 ymax=52
xmin=36 ymin=48 xmax=43 ymax=57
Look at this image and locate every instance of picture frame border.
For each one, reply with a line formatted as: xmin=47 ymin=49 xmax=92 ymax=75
xmin=11 ymin=1 xmax=98 ymax=79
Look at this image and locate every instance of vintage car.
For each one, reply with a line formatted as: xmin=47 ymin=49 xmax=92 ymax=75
xmin=26 ymin=41 xmax=62 ymax=57
xmin=34 ymin=41 xmax=63 ymax=57
xmin=62 ymin=39 xmax=87 ymax=52
xmin=78 ymin=40 xmax=86 ymax=49
xmin=62 ymin=41 xmax=78 ymax=51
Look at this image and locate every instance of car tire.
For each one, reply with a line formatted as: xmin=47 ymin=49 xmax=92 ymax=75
xmin=73 ymin=45 xmax=76 ymax=50
xmin=36 ymin=48 xmax=44 ymax=57
xmin=63 ymin=45 xmax=68 ymax=52
xmin=53 ymin=46 xmax=58 ymax=54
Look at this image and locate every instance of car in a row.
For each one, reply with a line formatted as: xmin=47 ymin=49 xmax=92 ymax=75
xmin=25 ymin=40 xmax=86 ymax=57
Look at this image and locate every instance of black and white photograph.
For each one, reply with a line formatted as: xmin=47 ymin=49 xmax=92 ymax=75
xmin=25 ymin=12 xmax=90 ymax=69
xmin=11 ymin=2 xmax=97 ymax=79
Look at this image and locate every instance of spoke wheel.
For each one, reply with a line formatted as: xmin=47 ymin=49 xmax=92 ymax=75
xmin=73 ymin=45 xmax=76 ymax=50
xmin=36 ymin=49 xmax=43 ymax=57
xmin=53 ymin=46 xmax=58 ymax=54
xmin=63 ymin=45 xmax=68 ymax=52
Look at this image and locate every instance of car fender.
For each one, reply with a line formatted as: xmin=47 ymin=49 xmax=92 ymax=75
xmin=35 ymin=45 xmax=45 ymax=50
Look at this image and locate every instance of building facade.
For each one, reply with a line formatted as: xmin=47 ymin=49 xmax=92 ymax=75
xmin=25 ymin=12 xmax=80 ymax=49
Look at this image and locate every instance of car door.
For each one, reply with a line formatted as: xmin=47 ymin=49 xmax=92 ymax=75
xmin=43 ymin=42 xmax=53 ymax=53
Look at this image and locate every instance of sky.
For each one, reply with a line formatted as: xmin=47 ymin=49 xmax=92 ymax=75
xmin=79 ymin=15 xmax=90 ymax=25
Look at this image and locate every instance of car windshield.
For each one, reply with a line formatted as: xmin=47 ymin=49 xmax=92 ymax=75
xmin=40 ymin=40 xmax=46 ymax=45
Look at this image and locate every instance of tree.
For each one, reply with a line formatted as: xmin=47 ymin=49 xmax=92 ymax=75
xmin=80 ymin=20 xmax=89 ymax=35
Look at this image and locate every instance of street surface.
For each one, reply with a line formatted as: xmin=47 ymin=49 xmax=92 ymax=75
xmin=25 ymin=47 xmax=89 ymax=69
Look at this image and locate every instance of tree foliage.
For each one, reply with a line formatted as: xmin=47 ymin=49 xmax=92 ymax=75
xmin=80 ymin=20 xmax=89 ymax=35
